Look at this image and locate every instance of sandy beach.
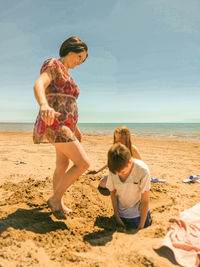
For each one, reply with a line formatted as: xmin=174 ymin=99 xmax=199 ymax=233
xmin=0 ymin=132 xmax=200 ymax=267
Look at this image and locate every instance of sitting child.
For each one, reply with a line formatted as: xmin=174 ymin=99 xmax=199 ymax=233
xmin=88 ymin=126 xmax=142 ymax=194
xmin=106 ymin=143 xmax=151 ymax=229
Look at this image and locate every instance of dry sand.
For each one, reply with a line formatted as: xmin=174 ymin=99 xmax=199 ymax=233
xmin=0 ymin=132 xmax=199 ymax=267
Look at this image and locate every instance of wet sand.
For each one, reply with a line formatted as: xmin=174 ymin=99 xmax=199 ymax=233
xmin=0 ymin=132 xmax=200 ymax=266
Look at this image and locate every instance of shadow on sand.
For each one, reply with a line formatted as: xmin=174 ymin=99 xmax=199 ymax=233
xmin=83 ymin=215 xmax=138 ymax=246
xmin=154 ymin=247 xmax=179 ymax=266
xmin=0 ymin=207 xmax=68 ymax=234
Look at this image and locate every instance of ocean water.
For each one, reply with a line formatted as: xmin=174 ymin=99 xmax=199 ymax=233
xmin=0 ymin=122 xmax=200 ymax=141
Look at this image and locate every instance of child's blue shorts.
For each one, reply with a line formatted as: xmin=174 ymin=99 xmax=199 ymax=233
xmin=120 ymin=211 xmax=152 ymax=229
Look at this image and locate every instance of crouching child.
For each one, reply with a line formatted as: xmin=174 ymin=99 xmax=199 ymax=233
xmin=106 ymin=143 xmax=152 ymax=230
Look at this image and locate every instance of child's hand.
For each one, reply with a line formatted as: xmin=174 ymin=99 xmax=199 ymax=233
xmin=137 ymin=224 xmax=144 ymax=230
xmin=87 ymin=170 xmax=98 ymax=174
xmin=114 ymin=214 xmax=125 ymax=228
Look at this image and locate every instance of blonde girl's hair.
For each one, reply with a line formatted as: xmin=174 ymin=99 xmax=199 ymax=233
xmin=113 ymin=126 xmax=133 ymax=156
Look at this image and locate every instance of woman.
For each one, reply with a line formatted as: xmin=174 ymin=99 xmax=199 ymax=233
xmin=33 ymin=36 xmax=90 ymax=218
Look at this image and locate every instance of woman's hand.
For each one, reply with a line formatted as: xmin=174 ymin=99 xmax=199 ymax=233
xmin=40 ymin=104 xmax=61 ymax=126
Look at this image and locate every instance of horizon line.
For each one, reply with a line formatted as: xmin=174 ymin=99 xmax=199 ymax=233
xmin=0 ymin=121 xmax=200 ymax=124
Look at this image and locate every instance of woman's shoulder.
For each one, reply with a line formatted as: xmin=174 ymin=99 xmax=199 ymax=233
xmin=42 ymin=58 xmax=60 ymax=67
xmin=40 ymin=58 xmax=61 ymax=73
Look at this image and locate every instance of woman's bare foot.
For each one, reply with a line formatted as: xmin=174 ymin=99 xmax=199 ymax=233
xmin=47 ymin=197 xmax=66 ymax=219
xmin=47 ymin=197 xmax=62 ymax=211
xmin=61 ymin=198 xmax=72 ymax=213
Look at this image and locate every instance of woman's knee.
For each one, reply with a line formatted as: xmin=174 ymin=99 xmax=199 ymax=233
xmin=55 ymin=141 xmax=90 ymax=171
xmin=79 ymin=158 xmax=90 ymax=172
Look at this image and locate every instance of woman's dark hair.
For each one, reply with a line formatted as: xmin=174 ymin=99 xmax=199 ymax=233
xmin=59 ymin=36 xmax=88 ymax=59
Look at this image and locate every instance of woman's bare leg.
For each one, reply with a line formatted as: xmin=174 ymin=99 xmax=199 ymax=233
xmin=53 ymin=148 xmax=71 ymax=212
xmin=48 ymin=140 xmax=90 ymax=212
xmin=53 ymin=148 xmax=69 ymax=191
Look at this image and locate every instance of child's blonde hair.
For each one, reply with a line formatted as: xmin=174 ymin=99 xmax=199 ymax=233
xmin=113 ymin=126 xmax=133 ymax=156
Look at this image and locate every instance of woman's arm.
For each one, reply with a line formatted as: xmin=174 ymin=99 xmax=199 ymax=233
xmin=110 ymin=190 xmax=125 ymax=227
xmin=74 ymin=125 xmax=82 ymax=142
xmin=33 ymin=70 xmax=60 ymax=125
xmin=132 ymin=144 xmax=142 ymax=160
xmin=138 ymin=190 xmax=149 ymax=229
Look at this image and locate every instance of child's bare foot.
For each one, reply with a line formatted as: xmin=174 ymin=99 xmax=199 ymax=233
xmin=61 ymin=199 xmax=72 ymax=213
xmin=47 ymin=198 xmax=66 ymax=219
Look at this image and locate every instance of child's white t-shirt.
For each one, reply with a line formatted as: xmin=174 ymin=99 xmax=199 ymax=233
xmin=106 ymin=159 xmax=151 ymax=218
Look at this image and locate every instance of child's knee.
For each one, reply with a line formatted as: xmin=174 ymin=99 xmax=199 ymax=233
xmin=99 ymin=176 xmax=108 ymax=188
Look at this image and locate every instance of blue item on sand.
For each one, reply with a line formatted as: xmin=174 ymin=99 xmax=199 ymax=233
xmin=151 ymin=177 xmax=166 ymax=183
xmin=183 ymin=175 xmax=200 ymax=183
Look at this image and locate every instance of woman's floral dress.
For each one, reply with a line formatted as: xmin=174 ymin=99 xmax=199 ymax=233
xmin=33 ymin=58 xmax=80 ymax=143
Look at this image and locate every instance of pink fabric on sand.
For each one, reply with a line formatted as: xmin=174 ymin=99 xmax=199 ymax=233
xmin=155 ymin=203 xmax=200 ymax=267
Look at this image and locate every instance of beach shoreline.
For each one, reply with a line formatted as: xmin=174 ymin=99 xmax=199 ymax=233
xmin=0 ymin=132 xmax=200 ymax=266
xmin=1 ymin=122 xmax=200 ymax=141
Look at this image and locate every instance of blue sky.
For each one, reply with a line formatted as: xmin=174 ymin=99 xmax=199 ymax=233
xmin=0 ymin=0 xmax=200 ymax=123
